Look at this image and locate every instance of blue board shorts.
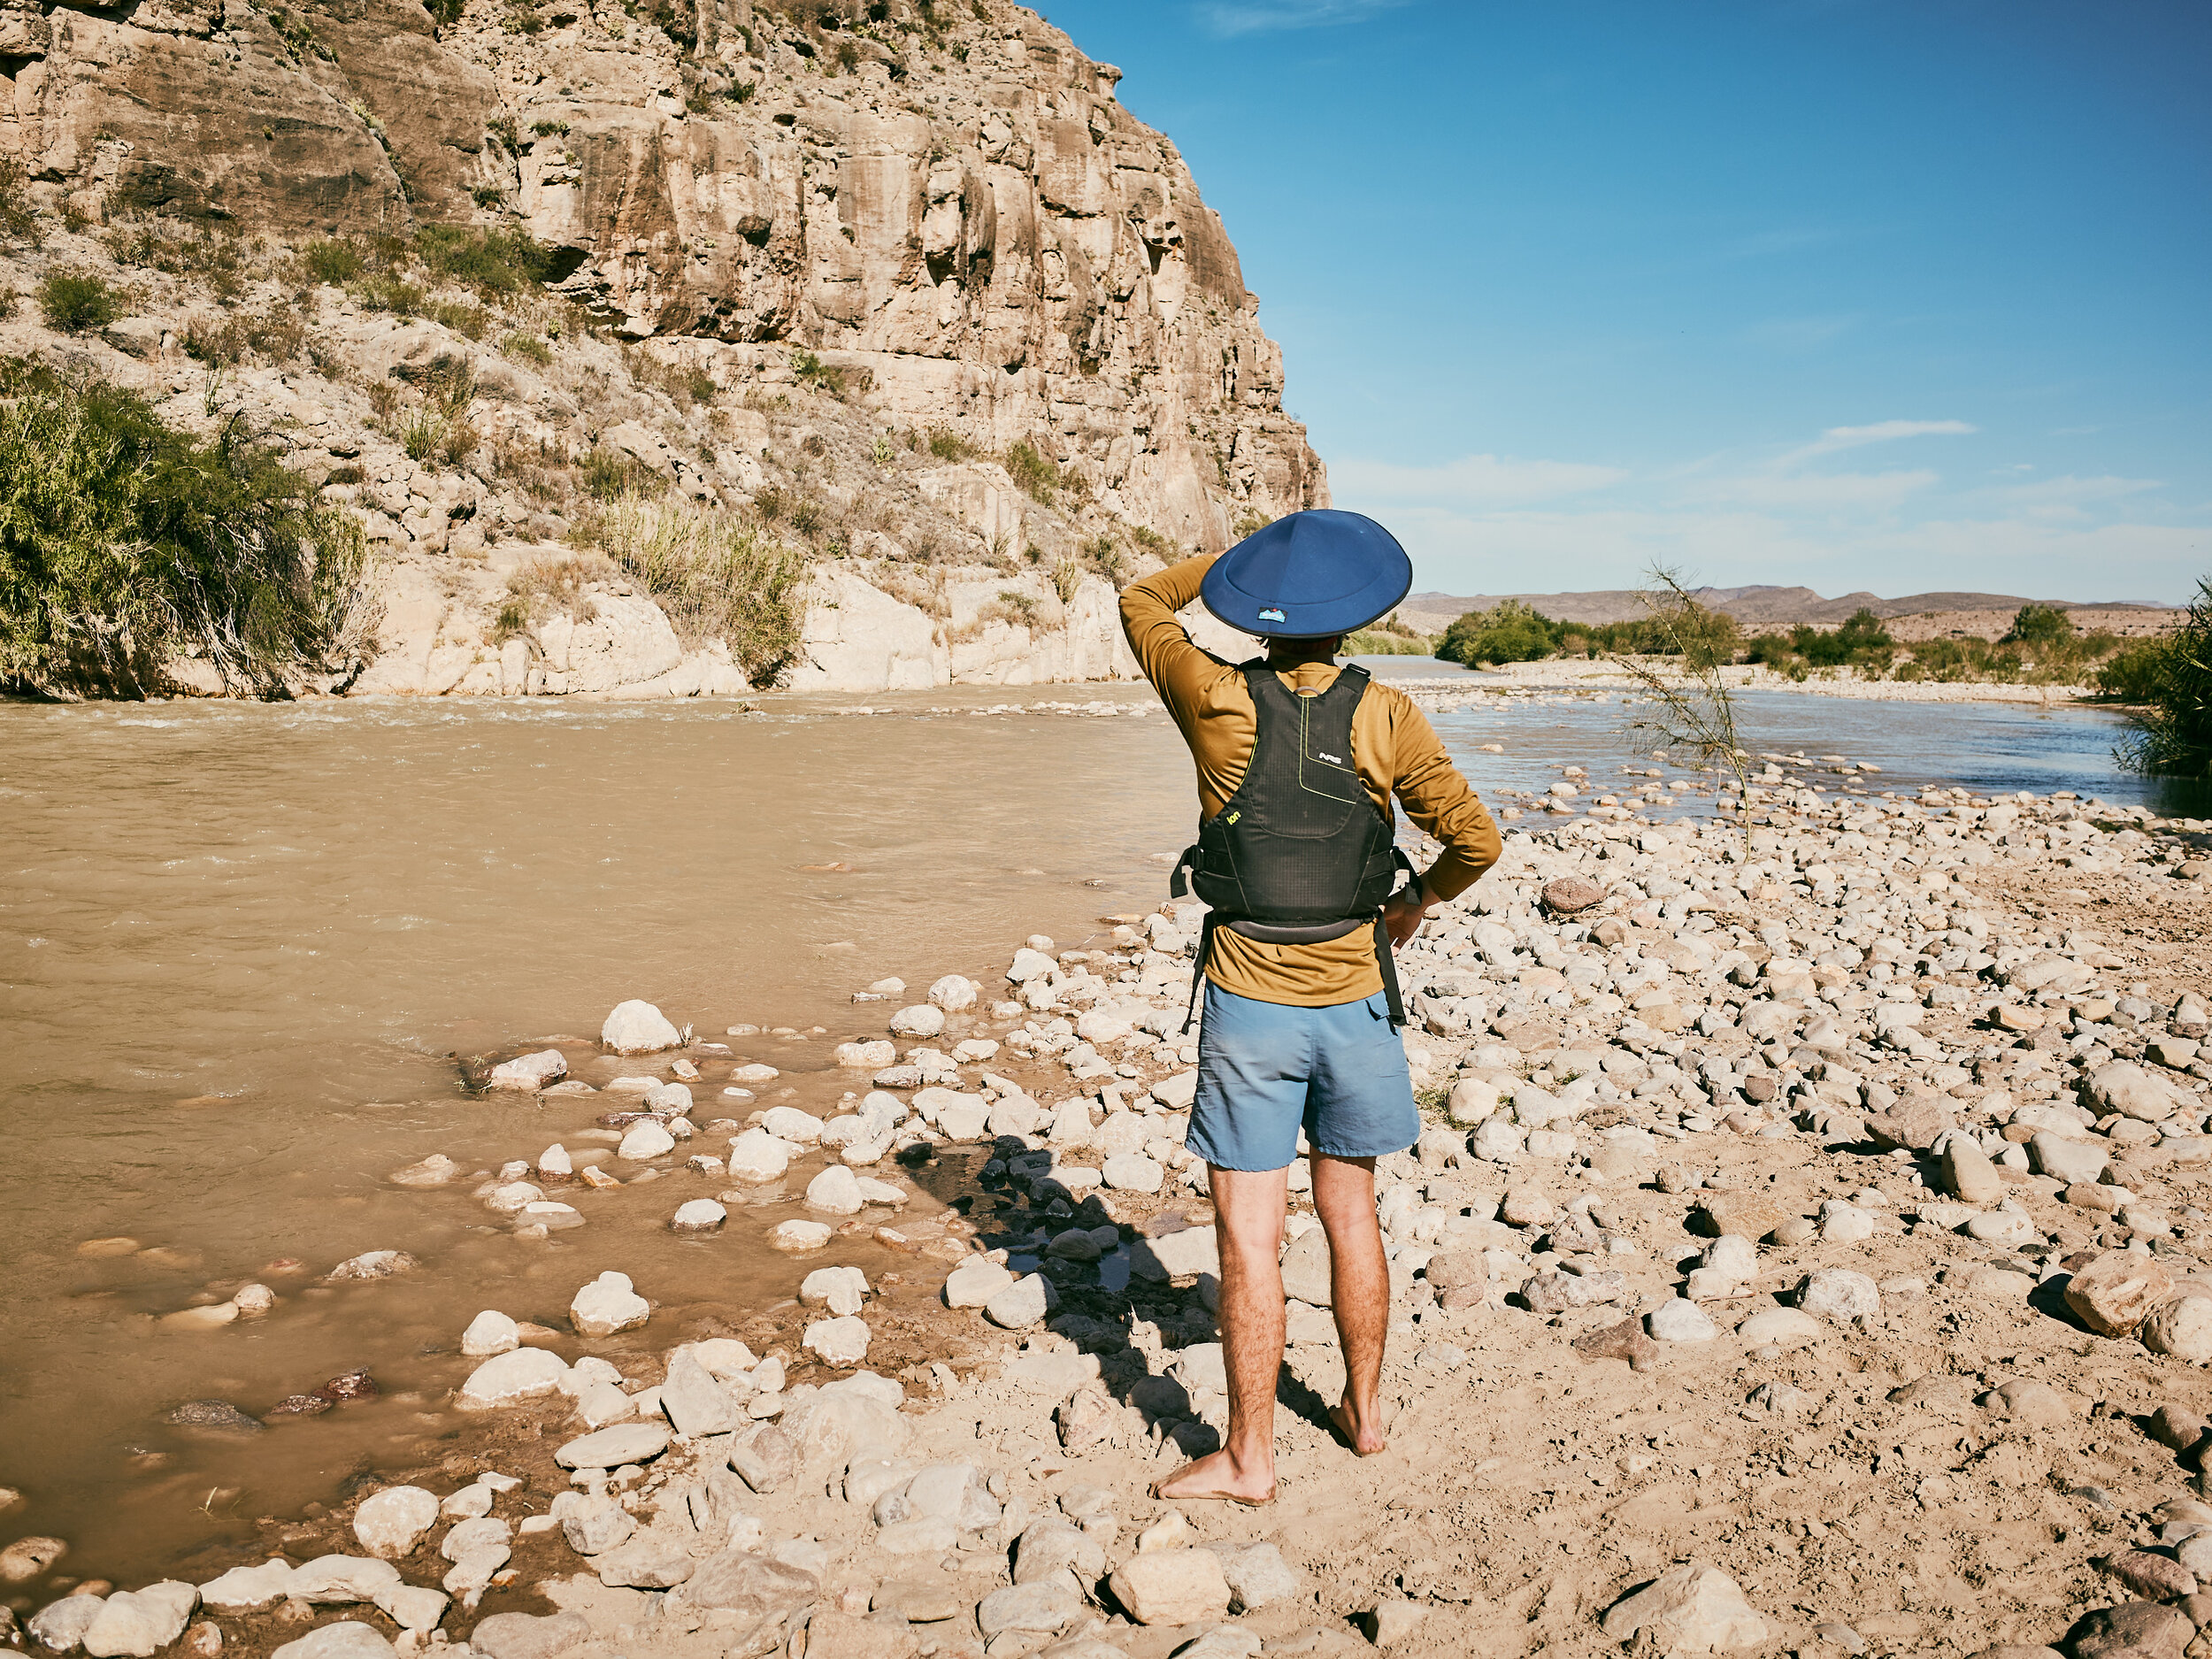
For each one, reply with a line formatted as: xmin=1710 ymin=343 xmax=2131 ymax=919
xmin=1187 ymin=980 xmax=1420 ymax=1172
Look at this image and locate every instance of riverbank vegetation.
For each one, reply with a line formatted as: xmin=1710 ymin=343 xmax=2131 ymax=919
xmin=0 ymin=361 xmax=380 ymax=698
xmin=2108 ymin=580 xmax=2211 ymax=778
xmin=583 ymin=493 xmax=810 ymax=686
xmin=1434 ymin=595 xmax=2153 ymax=688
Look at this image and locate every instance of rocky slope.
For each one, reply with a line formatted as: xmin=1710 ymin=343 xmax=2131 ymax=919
xmin=0 ymin=0 xmax=1318 ymax=695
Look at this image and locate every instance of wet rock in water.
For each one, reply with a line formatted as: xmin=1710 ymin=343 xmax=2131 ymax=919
xmin=803 ymin=1316 xmax=872 ymax=1367
xmin=889 ymin=1004 xmax=945 ymax=1039
xmin=1599 ymin=1562 xmax=1769 ymax=1652
xmin=196 ymin=1561 xmax=296 ymax=1613
xmin=271 ymin=1624 xmax=396 ymax=1659
xmin=467 ymin=1614 xmax=589 ymax=1659
xmin=1799 ymin=1269 xmax=1881 ymax=1324
xmin=2065 ymin=1252 xmax=2175 ymax=1337
xmin=944 ymin=1256 xmax=1014 ymax=1309
xmin=1107 ymin=1548 xmax=1230 ymax=1626
xmin=660 ymin=1351 xmax=740 ymax=1438
xmin=457 ymin=1348 xmax=570 ymax=1410
xmin=326 ymin=1251 xmax=415 ymax=1282
xmin=2144 ymin=1296 xmax=2212 ymax=1364
xmin=388 ymin=1155 xmax=458 ymax=1188
xmin=771 ymin=1220 xmax=833 ymax=1253
xmin=163 ymin=1401 xmax=263 ymax=1434
xmin=82 ymin=1582 xmax=198 ymax=1657
xmin=314 ymin=1368 xmax=378 ymax=1405
xmin=670 ymin=1199 xmax=726 ymax=1233
xmin=761 ymin=1106 xmax=825 ymax=1143
xmin=28 ymin=1595 xmax=102 ymax=1651
xmin=537 ymin=1145 xmax=572 ymax=1179
xmin=806 ymin=1165 xmax=865 ymax=1215
xmin=484 ymin=1181 xmax=542 ymax=1216
xmin=571 ymin=1271 xmax=650 ymax=1337
xmin=928 ymin=974 xmax=980 ymax=1011
xmin=288 ymin=1555 xmax=403 ymax=1605
xmin=602 ymin=1000 xmax=681 ymax=1056
xmin=801 ymin=1266 xmax=870 ymax=1317
xmin=462 ymin=1310 xmax=519 ymax=1357
xmin=985 ymin=1273 xmax=1058 ymax=1330
xmin=726 ymin=1129 xmax=795 ymax=1183
xmin=1647 ymin=1299 xmax=1717 ymax=1343
xmin=1573 ymin=1316 xmax=1659 ymax=1372
xmin=488 ymin=1050 xmax=566 ymax=1091
xmin=351 ymin=1486 xmax=439 ymax=1558
xmin=556 ymin=1422 xmax=670 ymax=1471
xmin=618 ymin=1119 xmax=675 ymax=1161
xmin=835 ymin=1040 xmax=897 ymax=1069
xmin=230 ymin=1284 xmax=274 ymax=1317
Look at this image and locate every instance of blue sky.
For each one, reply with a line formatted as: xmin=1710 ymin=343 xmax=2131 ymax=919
xmin=1041 ymin=0 xmax=2211 ymax=603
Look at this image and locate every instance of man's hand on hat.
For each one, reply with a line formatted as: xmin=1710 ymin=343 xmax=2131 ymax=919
xmin=1383 ymin=879 xmax=1433 ymax=949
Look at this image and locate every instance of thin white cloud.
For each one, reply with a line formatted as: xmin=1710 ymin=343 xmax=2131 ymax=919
xmin=1989 ymin=473 xmax=2162 ymax=506
xmin=1197 ymin=0 xmax=1411 ymax=36
xmin=1707 ymin=469 xmax=1940 ymax=509
xmin=1333 ymin=451 xmax=1628 ymax=505
xmin=1779 ymin=419 xmax=1977 ymax=466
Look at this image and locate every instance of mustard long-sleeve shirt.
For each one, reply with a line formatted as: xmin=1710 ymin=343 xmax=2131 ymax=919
xmin=1120 ymin=552 xmax=1502 ymax=1006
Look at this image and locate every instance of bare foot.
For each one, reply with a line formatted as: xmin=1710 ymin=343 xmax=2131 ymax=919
xmin=1329 ymin=1397 xmax=1389 ymax=1457
xmin=1150 ymin=1448 xmax=1275 ymax=1506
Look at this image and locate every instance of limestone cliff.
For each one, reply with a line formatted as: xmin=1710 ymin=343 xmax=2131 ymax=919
xmin=0 ymin=0 xmax=1321 ymax=695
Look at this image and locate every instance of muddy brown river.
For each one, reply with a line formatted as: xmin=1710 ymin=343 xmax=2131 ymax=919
xmin=0 ymin=670 xmax=2184 ymax=1601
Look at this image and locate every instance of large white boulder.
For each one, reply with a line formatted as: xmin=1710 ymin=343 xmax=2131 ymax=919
xmin=602 ymin=1001 xmax=681 ymax=1055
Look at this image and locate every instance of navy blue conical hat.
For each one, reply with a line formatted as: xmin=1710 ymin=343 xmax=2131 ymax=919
xmin=1200 ymin=509 xmax=1413 ymax=639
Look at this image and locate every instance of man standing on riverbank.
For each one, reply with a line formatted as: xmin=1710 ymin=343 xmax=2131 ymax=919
xmin=1119 ymin=511 xmax=1501 ymax=1505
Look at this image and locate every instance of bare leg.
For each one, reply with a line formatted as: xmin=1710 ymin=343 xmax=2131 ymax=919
xmin=1151 ymin=1164 xmax=1286 ymax=1503
xmin=1313 ymin=1154 xmax=1390 ymax=1456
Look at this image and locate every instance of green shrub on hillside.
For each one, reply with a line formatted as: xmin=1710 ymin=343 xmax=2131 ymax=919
xmin=0 ymin=362 xmax=378 ymax=696
xmin=2110 ymin=580 xmax=2212 ymax=779
xmin=412 ymin=224 xmax=550 ymax=296
xmin=40 ymin=271 xmax=122 ymax=334
xmin=1003 ymin=440 xmax=1062 ymax=505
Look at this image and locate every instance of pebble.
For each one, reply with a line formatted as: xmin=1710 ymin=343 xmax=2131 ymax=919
xmin=1647 ymin=1298 xmax=1718 ymax=1342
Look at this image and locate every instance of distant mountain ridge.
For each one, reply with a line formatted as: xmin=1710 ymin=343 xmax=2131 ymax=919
xmin=1394 ymin=584 xmax=2174 ymax=630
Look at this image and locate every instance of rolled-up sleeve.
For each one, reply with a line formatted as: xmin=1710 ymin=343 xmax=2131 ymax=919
xmin=1118 ymin=553 xmax=1219 ymax=723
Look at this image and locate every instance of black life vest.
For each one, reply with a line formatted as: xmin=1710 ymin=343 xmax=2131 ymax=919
xmin=1169 ymin=662 xmax=1418 ymax=1031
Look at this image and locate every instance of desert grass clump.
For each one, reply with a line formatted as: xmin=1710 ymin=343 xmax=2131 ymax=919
xmin=0 ymin=362 xmax=380 ymax=697
xmin=588 ymin=493 xmax=810 ymax=686
xmin=1611 ymin=566 xmax=1754 ymax=840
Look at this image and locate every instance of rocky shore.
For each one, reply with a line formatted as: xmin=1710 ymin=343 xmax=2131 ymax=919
xmin=12 ymin=771 xmax=2212 ymax=1659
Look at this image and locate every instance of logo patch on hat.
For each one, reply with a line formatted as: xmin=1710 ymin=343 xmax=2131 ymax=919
xmin=1258 ymin=607 xmax=1286 ymax=623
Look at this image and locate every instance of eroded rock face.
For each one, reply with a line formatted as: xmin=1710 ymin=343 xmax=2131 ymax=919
xmin=12 ymin=1 xmax=1321 ymax=557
